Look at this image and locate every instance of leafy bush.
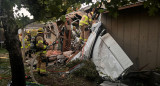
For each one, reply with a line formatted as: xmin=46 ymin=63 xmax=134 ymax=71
xmin=66 ymin=59 xmax=81 ymax=68
xmin=67 ymin=59 xmax=102 ymax=82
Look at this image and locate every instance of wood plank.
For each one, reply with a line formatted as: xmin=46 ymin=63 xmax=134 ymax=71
xmin=157 ymin=16 xmax=160 ymax=66
xmin=146 ymin=15 xmax=159 ymax=69
xmin=117 ymin=12 xmax=125 ymax=49
xmin=123 ymin=11 xmax=132 ymax=57
xmin=101 ymin=13 xmax=107 ymax=28
xmin=130 ymin=10 xmax=140 ymax=70
xmin=111 ymin=17 xmax=118 ymax=40
xmin=106 ymin=15 xmax=112 ymax=33
xmin=138 ymin=12 xmax=149 ymax=70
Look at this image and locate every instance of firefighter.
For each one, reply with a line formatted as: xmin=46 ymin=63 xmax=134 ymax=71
xmin=35 ymin=28 xmax=48 ymax=76
xmin=21 ymin=31 xmax=31 ymax=59
xmin=79 ymin=11 xmax=93 ymax=44
xmin=25 ymin=30 xmax=32 ymax=58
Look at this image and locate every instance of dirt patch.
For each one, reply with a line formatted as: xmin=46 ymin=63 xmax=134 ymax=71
xmin=26 ymin=60 xmax=101 ymax=86
xmin=0 ymin=53 xmax=9 ymax=58
xmin=33 ymin=72 xmax=97 ymax=86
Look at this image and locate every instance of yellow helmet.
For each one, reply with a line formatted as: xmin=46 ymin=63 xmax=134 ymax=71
xmin=90 ymin=12 xmax=93 ymax=16
xmin=26 ymin=30 xmax=30 ymax=34
xmin=38 ymin=28 xmax=44 ymax=33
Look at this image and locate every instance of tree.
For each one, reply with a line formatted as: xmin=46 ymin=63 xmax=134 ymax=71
xmin=98 ymin=0 xmax=160 ymax=17
xmin=1 ymin=0 xmax=160 ymax=86
xmin=0 ymin=0 xmax=82 ymax=85
xmin=1 ymin=0 xmax=33 ymax=86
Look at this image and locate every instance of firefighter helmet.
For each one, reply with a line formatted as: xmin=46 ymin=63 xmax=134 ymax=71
xmin=26 ymin=30 xmax=30 ymax=34
xmin=38 ymin=28 xmax=44 ymax=33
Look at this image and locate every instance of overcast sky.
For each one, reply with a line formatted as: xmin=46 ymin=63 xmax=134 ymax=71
xmin=13 ymin=5 xmax=34 ymax=19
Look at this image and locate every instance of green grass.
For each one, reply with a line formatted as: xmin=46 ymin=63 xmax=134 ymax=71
xmin=0 ymin=48 xmax=8 ymax=54
xmin=0 ymin=58 xmax=11 ymax=86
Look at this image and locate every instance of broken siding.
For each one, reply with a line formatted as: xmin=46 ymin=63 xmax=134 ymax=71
xmin=101 ymin=6 xmax=160 ymax=70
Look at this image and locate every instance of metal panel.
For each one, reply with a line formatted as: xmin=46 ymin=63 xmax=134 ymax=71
xmin=102 ymin=33 xmax=133 ymax=69
xmin=92 ymin=33 xmax=133 ymax=81
xmin=92 ymin=35 xmax=124 ymax=81
xmin=83 ymin=22 xmax=102 ymax=58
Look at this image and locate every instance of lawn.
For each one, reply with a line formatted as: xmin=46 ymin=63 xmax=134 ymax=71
xmin=0 ymin=58 xmax=11 ymax=86
xmin=0 ymin=48 xmax=10 ymax=86
xmin=0 ymin=48 xmax=8 ymax=54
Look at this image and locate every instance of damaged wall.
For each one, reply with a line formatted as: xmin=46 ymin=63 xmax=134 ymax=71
xmin=101 ymin=6 xmax=160 ymax=70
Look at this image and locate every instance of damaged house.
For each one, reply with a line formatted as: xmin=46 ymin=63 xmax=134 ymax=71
xmin=101 ymin=2 xmax=160 ymax=70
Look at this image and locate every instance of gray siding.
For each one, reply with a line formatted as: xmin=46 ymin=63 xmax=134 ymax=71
xmin=101 ymin=6 xmax=160 ymax=70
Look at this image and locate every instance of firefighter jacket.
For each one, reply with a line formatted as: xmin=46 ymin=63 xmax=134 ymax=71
xmin=35 ymin=34 xmax=47 ymax=54
xmin=21 ymin=35 xmax=30 ymax=49
xmin=79 ymin=15 xmax=92 ymax=26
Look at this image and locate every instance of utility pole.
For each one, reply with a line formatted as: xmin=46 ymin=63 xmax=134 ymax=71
xmin=0 ymin=0 xmax=2 ymax=17
xmin=22 ymin=28 xmax=25 ymax=61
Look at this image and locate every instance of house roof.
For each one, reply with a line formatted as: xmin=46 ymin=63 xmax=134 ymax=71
xmin=118 ymin=2 xmax=143 ymax=10
xmin=104 ymin=2 xmax=143 ymax=13
xmin=25 ymin=22 xmax=44 ymax=29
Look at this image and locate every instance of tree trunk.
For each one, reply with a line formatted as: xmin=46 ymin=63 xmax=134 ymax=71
xmin=2 ymin=19 xmax=26 ymax=86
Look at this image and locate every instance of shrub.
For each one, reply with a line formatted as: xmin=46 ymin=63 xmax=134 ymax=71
xmin=67 ymin=59 xmax=102 ymax=82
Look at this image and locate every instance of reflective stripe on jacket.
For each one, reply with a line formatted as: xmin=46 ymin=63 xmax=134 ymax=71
xmin=21 ymin=38 xmax=30 ymax=48
xmin=36 ymin=36 xmax=47 ymax=50
xmin=79 ymin=15 xmax=92 ymax=26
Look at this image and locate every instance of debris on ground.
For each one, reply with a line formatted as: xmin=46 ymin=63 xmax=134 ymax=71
xmin=100 ymin=81 xmax=128 ymax=86
xmin=2 ymin=7 xmax=160 ymax=86
xmin=46 ymin=50 xmax=62 ymax=57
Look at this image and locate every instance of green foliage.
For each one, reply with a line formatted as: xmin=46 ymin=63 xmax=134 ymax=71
xmin=26 ymin=82 xmax=44 ymax=86
xmin=60 ymin=15 xmax=66 ymax=22
xmin=0 ymin=48 xmax=8 ymax=54
xmin=101 ymin=0 xmax=160 ymax=17
xmin=143 ymin=0 xmax=160 ymax=16
xmin=16 ymin=16 xmax=33 ymax=28
xmin=23 ymin=0 xmax=83 ymax=21
xmin=67 ymin=60 xmax=101 ymax=81
xmin=66 ymin=59 xmax=81 ymax=68
xmin=98 ymin=9 xmax=104 ymax=13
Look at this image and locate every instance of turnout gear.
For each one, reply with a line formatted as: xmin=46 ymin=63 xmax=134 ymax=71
xmin=79 ymin=15 xmax=92 ymax=26
xmin=21 ymin=35 xmax=31 ymax=58
xmin=38 ymin=28 xmax=44 ymax=33
xmin=21 ymin=35 xmax=31 ymax=48
xmin=79 ymin=12 xmax=93 ymax=43
xmin=26 ymin=30 xmax=30 ymax=34
xmin=35 ymin=28 xmax=47 ymax=75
